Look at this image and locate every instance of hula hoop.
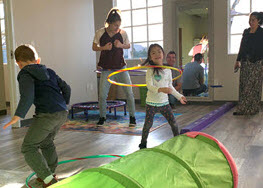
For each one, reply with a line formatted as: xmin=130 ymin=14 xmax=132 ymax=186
xmin=107 ymin=65 xmax=182 ymax=87
xmin=95 ymin=69 xmax=146 ymax=77
xmin=95 ymin=69 xmax=146 ymax=73
xmin=25 ymin=154 xmax=124 ymax=188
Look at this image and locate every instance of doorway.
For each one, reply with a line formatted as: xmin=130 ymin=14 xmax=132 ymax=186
xmin=175 ymin=0 xmax=214 ymax=101
xmin=0 ymin=0 xmax=7 ymax=115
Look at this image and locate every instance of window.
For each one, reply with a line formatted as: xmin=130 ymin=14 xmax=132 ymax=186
xmin=114 ymin=0 xmax=163 ymax=59
xmin=0 ymin=0 xmax=7 ymax=63
xmin=229 ymin=0 xmax=263 ymax=54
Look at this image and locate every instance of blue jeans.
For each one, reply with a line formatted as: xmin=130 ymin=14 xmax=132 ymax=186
xmin=183 ymin=84 xmax=208 ymax=96
xmin=99 ymin=67 xmax=135 ymax=118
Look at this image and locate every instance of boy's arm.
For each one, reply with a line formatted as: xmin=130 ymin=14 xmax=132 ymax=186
xmin=3 ymin=74 xmax=34 ymax=129
xmin=57 ymin=76 xmax=71 ymax=104
xmin=3 ymin=116 xmax=20 ymax=129
xmin=15 ymin=74 xmax=35 ymax=118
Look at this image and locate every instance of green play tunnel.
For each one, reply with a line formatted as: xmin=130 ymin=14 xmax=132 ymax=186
xmin=50 ymin=132 xmax=238 ymax=188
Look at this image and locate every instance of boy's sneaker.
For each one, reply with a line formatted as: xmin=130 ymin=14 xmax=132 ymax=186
xmin=97 ymin=117 xmax=106 ymax=125
xmin=42 ymin=177 xmax=58 ymax=188
xmin=36 ymin=175 xmax=57 ymax=183
xmin=129 ymin=116 xmax=136 ymax=127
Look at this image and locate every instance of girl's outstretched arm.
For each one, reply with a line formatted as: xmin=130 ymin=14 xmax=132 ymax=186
xmin=168 ymin=69 xmax=184 ymax=100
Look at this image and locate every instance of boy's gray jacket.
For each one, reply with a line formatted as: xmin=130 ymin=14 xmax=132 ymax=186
xmin=15 ymin=64 xmax=71 ymax=118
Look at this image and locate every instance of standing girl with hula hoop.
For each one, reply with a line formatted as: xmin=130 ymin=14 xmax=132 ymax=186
xmin=92 ymin=8 xmax=136 ymax=126
xmin=139 ymin=44 xmax=187 ymax=149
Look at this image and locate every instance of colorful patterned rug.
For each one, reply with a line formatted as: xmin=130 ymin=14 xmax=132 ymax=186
xmin=61 ymin=110 xmax=182 ymax=135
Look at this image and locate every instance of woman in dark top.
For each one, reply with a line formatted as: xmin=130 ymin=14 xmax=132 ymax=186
xmin=233 ymin=12 xmax=263 ymax=115
xmin=92 ymin=8 xmax=136 ymax=126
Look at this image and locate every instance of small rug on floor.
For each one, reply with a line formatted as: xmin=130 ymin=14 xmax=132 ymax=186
xmin=61 ymin=110 xmax=182 ymax=135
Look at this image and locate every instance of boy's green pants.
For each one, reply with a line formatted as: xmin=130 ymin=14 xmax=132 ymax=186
xmin=21 ymin=110 xmax=68 ymax=180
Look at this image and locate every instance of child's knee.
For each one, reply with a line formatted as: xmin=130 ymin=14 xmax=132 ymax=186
xmin=21 ymin=142 xmax=38 ymax=154
xmin=40 ymin=141 xmax=55 ymax=150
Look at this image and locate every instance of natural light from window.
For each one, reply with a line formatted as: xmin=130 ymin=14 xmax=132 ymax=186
xmin=114 ymin=0 xmax=163 ymax=59
xmin=229 ymin=0 xmax=263 ymax=54
xmin=0 ymin=1 xmax=7 ymax=64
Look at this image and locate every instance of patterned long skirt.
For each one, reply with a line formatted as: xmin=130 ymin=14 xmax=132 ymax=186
xmin=237 ymin=59 xmax=263 ymax=114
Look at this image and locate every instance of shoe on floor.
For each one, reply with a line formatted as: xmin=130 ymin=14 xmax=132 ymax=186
xmin=97 ymin=117 xmax=106 ymax=125
xmin=36 ymin=174 xmax=57 ymax=183
xmin=129 ymin=116 xmax=136 ymax=127
xmin=42 ymin=177 xmax=58 ymax=188
xmin=139 ymin=142 xmax=147 ymax=149
xmin=233 ymin=111 xmax=246 ymax=115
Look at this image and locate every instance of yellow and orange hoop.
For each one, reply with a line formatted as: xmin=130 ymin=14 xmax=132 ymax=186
xmin=107 ymin=65 xmax=182 ymax=87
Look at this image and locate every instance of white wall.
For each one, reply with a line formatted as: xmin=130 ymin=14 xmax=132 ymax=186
xmin=163 ymin=0 xmax=177 ymax=54
xmin=12 ymin=0 xmax=97 ymax=119
xmin=213 ymin=0 xmax=239 ymax=101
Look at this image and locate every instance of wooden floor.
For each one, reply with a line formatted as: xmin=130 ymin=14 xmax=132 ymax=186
xmin=0 ymin=103 xmax=262 ymax=188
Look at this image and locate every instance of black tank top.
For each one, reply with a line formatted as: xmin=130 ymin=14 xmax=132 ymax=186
xmin=98 ymin=29 xmax=126 ymax=69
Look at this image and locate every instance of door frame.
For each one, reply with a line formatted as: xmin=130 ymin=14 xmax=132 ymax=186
xmin=175 ymin=0 xmax=214 ymax=102
xmin=4 ymin=0 xmax=20 ymax=127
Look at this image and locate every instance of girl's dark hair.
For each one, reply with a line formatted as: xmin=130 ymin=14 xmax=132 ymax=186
xmin=250 ymin=12 xmax=263 ymax=25
xmin=141 ymin=43 xmax=164 ymax=75
xmin=105 ymin=8 xmax=121 ymax=27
